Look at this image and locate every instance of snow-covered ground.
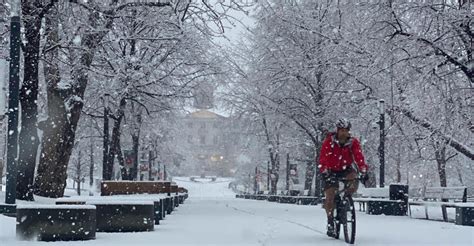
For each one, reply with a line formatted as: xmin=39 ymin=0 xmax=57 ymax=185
xmin=1 ymin=178 xmax=473 ymax=245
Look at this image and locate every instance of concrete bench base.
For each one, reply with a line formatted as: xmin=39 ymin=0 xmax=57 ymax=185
xmin=16 ymin=205 xmax=96 ymax=241
xmin=279 ymin=196 xmax=298 ymax=204
xmin=164 ymin=197 xmax=174 ymax=215
xmin=57 ymin=198 xmax=163 ymax=226
xmin=455 ymin=206 xmax=474 ymax=226
xmin=367 ymin=200 xmax=407 ymax=216
xmin=91 ymin=202 xmax=154 ymax=232
xmin=174 ymin=196 xmax=180 ymax=208
xmin=0 ymin=203 xmax=16 ymax=217
xmin=298 ymin=197 xmax=320 ymax=205
xmin=267 ymin=195 xmax=279 ymax=202
xmin=255 ymin=195 xmax=268 ymax=200
xmin=160 ymin=198 xmax=166 ymax=219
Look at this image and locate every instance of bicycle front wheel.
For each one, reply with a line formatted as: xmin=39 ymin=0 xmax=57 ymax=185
xmin=333 ymin=197 xmax=341 ymax=239
xmin=342 ymin=195 xmax=356 ymax=244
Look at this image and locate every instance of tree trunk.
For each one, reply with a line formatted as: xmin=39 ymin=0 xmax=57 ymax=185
xmin=89 ymin=140 xmax=94 ymax=195
xmin=102 ymin=107 xmax=110 ymax=180
xmin=314 ymin=131 xmax=325 ymax=197
xmin=455 ymin=165 xmax=464 ymax=185
xmin=396 ymin=143 xmax=402 ymax=183
xmin=304 ymin=160 xmax=314 ymax=192
xmin=34 ymin=5 xmax=76 ymax=197
xmin=130 ymin=104 xmax=142 ymax=181
xmin=435 ymin=143 xmax=448 ymax=188
xmin=77 ymin=150 xmax=81 ymax=196
xmin=35 ymin=82 xmax=82 ymax=197
xmin=35 ymin=9 xmax=111 ymax=197
xmin=106 ymin=98 xmax=127 ymax=180
xmin=131 ymin=134 xmax=139 ymax=180
xmin=16 ymin=5 xmax=42 ymax=201
xmin=0 ymin=159 xmax=3 ymax=192
xmin=261 ymin=116 xmax=280 ymax=195
xmin=270 ymin=153 xmax=280 ymax=195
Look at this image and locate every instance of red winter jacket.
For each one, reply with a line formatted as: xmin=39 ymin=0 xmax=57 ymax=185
xmin=318 ymin=133 xmax=368 ymax=173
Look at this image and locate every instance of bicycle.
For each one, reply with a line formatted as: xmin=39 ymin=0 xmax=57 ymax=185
xmin=330 ymin=176 xmax=361 ymax=244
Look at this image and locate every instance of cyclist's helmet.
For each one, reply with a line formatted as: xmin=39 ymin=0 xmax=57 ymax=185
xmin=335 ymin=118 xmax=351 ymax=130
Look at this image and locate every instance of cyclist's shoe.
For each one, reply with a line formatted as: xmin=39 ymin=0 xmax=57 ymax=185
xmin=326 ymin=219 xmax=336 ymax=237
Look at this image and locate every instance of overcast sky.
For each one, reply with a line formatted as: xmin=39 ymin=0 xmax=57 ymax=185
xmin=213 ymin=6 xmax=256 ymax=48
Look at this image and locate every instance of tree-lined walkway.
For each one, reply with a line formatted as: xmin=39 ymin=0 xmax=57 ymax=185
xmin=1 ymin=179 xmax=473 ymax=245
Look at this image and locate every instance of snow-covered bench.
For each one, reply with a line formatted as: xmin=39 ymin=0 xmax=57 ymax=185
xmin=90 ymin=200 xmax=155 ymax=232
xmin=274 ymin=189 xmax=320 ymax=205
xmin=100 ymin=180 xmax=188 ymax=215
xmin=408 ymin=186 xmax=468 ymax=222
xmin=101 ymin=180 xmax=172 ymax=195
xmin=56 ymin=198 xmax=155 ymax=232
xmin=57 ymin=195 xmax=166 ymax=225
xmin=297 ymin=190 xmax=320 ymax=205
xmin=254 ymin=191 xmax=270 ymax=200
xmin=16 ymin=204 xmax=96 ymax=241
xmin=353 ymin=187 xmax=389 ymax=211
xmin=278 ymin=190 xmax=299 ymax=204
xmin=353 ymin=184 xmax=408 ymax=216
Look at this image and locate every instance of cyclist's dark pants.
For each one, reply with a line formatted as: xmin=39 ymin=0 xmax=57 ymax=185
xmin=323 ymin=169 xmax=358 ymax=219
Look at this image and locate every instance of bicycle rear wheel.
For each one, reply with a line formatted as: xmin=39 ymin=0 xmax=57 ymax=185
xmin=342 ymin=195 xmax=356 ymax=244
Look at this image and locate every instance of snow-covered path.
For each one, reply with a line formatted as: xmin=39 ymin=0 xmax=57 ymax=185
xmin=0 ymin=178 xmax=473 ymax=245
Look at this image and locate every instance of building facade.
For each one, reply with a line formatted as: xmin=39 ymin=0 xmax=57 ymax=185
xmin=177 ymin=109 xmax=237 ymax=177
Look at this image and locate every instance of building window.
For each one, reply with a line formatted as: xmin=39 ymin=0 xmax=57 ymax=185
xmin=213 ymin=135 xmax=218 ymax=144
xmin=200 ymin=135 xmax=206 ymax=144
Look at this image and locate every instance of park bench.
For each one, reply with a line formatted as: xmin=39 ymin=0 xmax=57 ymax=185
xmin=0 ymin=203 xmax=16 ymax=217
xmin=16 ymin=204 xmax=96 ymax=241
xmin=88 ymin=200 xmax=154 ymax=232
xmin=297 ymin=190 xmax=320 ymax=205
xmin=352 ymin=184 xmax=408 ymax=216
xmin=267 ymin=190 xmax=284 ymax=202
xmin=178 ymin=187 xmax=189 ymax=203
xmin=278 ymin=190 xmax=298 ymax=204
xmin=255 ymin=191 xmax=270 ymax=200
xmin=57 ymin=195 xmax=165 ymax=225
xmin=408 ymin=186 xmax=471 ymax=223
xmin=100 ymin=180 xmax=171 ymax=196
xmin=100 ymin=180 xmax=188 ymax=214
xmin=234 ymin=189 xmax=320 ymax=206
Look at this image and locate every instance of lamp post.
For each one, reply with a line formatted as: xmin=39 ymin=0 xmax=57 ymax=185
xmin=163 ymin=164 xmax=167 ymax=180
xmin=286 ymin=153 xmax=290 ymax=193
xmin=89 ymin=140 xmax=94 ymax=196
xmin=157 ymin=162 xmax=161 ymax=180
xmin=254 ymin=166 xmax=258 ymax=194
xmin=267 ymin=161 xmax=270 ymax=192
xmin=102 ymin=93 xmax=110 ymax=180
xmin=5 ymin=2 xmax=21 ymax=205
xmin=378 ymin=99 xmax=385 ymax=188
xmin=148 ymin=149 xmax=153 ymax=181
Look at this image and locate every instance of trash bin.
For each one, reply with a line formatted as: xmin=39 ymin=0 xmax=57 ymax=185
xmin=389 ymin=184 xmax=409 ymax=215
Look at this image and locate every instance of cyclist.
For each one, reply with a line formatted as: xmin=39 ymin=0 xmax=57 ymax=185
xmin=318 ymin=118 xmax=369 ymax=237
